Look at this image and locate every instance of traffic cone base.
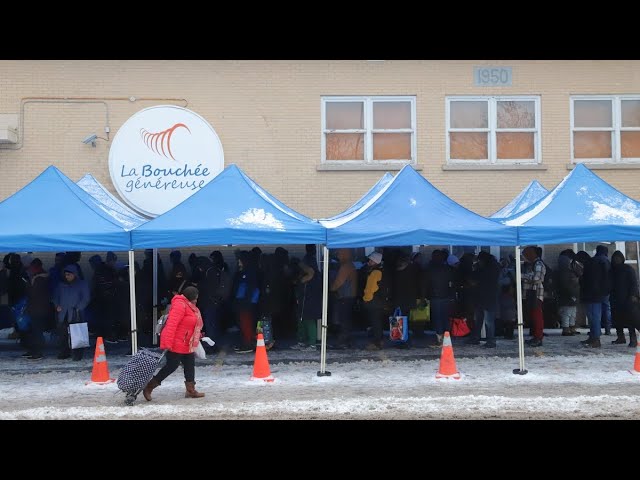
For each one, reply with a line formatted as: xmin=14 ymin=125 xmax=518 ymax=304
xmin=630 ymin=345 xmax=640 ymax=375
xmin=436 ymin=331 xmax=461 ymax=380
xmin=251 ymin=334 xmax=275 ymax=383
xmin=86 ymin=337 xmax=114 ymax=385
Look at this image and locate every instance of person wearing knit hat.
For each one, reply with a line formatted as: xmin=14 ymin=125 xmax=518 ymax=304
xmin=368 ymin=252 xmax=383 ymax=265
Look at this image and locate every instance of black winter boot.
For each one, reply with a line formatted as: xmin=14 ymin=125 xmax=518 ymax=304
xmin=612 ymin=331 xmax=626 ymax=344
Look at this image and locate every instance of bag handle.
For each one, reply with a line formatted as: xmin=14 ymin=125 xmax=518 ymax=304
xmin=393 ymin=307 xmax=402 ymax=316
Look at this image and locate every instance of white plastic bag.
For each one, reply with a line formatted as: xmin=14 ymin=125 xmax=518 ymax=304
xmin=68 ymin=322 xmax=90 ymax=349
xmin=194 ymin=341 xmax=206 ymax=359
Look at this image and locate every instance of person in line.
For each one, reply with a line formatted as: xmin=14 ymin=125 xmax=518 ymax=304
xmin=362 ymin=252 xmax=389 ymax=350
xmin=594 ymin=245 xmax=613 ymax=335
xmin=53 ymin=264 xmax=90 ymax=360
xmin=24 ymin=259 xmax=50 ymax=360
xmin=142 ymin=286 xmax=205 ymax=401
xmin=610 ymin=250 xmax=638 ymax=347
xmin=556 ymin=249 xmax=583 ymax=336
xmin=522 ymin=246 xmax=546 ymax=347
xmin=329 ymin=248 xmax=358 ymax=349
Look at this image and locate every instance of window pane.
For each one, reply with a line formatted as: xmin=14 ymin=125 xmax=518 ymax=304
xmin=574 ymin=100 xmax=612 ymax=128
xmin=373 ymin=133 xmax=411 ymax=160
xmin=622 ymin=100 xmax=640 ymax=127
xmin=326 ymin=133 xmax=364 ymax=160
xmin=373 ymin=102 xmax=411 ymax=129
xmin=573 ymin=131 xmax=611 ymax=158
xmin=621 ymin=131 xmax=640 ymax=157
xmin=497 ymin=132 xmax=535 ymax=159
xmin=450 ymin=101 xmax=488 ymax=128
xmin=497 ymin=101 xmax=535 ymax=128
xmin=450 ymin=132 xmax=488 ymax=159
xmin=326 ymin=102 xmax=364 ymax=129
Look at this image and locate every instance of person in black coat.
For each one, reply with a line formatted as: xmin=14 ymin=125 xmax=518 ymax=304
xmin=422 ymin=250 xmax=454 ymax=346
xmin=468 ymin=252 xmax=500 ymax=348
xmin=578 ymin=250 xmax=608 ymax=347
xmin=610 ymin=250 xmax=638 ymax=347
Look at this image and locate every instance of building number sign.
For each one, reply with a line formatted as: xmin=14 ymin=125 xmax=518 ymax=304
xmin=474 ymin=66 xmax=512 ymax=86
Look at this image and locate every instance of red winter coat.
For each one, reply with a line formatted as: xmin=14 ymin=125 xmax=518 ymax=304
xmin=160 ymin=294 xmax=203 ymax=354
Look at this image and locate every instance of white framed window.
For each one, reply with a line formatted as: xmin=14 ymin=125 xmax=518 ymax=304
xmin=446 ymin=96 xmax=541 ymax=165
xmin=571 ymin=95 xmax=640 ymax=163
xmin=321 ymin=96 xmax=416 ymax=165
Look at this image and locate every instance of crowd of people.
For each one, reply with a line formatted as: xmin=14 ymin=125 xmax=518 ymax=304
xmin=1 ymin=243 xmax=638 ymax=359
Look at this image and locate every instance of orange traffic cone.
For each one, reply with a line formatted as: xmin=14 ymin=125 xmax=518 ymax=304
xmin=86 ymin=337 xmax=115 ymax=385
xmin=250 ymin=333 xmax=274 ymax=382
xmin=630 ymin=345 xmax=640 ymax=375
xmin=436 ymin=331 xmax=461 ymax=379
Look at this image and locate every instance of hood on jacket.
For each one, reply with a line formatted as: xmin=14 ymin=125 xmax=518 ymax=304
xmin=63 ymin=264 xmax=79 ymax=276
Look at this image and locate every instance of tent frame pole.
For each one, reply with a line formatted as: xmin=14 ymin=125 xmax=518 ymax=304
xmin=318 ymin=245 xmax=331 ymax=377
xmin=513 ymin=245 xmax=527 ymax=375
xmin=128 ymin=250 xmax=138 ymax=355
xmin=152 ymin=248 xmax=158 ymax=345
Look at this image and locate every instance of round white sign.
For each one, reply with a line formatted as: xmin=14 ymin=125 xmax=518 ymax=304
xmin=108 ymin=105 xmax=224 ymax=217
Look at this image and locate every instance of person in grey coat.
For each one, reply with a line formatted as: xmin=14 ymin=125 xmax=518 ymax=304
xmin=53 ymin=264 xmax=90 ymax=360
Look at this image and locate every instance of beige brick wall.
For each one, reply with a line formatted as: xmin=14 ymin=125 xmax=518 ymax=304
xmin=1 ymin=60 xmax=640 ymax=220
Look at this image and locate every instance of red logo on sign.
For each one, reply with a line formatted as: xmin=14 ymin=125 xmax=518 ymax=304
xmin=139 ymin=123 xmax=191 ymax=161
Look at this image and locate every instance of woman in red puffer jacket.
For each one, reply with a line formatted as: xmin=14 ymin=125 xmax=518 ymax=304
xmin=142 ymin=286 xmax=205 ymax=400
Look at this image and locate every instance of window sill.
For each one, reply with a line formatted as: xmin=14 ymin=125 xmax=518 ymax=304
xmin=317 ymin=163 xmax=422 ymax=171
xmin=567 ymin=162 xmax=640 ymax=170
xmin=442 ymin=164 xmax=547 ymax=171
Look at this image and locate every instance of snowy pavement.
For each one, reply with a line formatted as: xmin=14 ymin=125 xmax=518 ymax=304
xmin=1 ymin=329 xmax=640 ymax=419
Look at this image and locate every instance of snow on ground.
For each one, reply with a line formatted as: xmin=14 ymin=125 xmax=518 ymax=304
xmin=1 ymin=352 xmax=640 ymax=419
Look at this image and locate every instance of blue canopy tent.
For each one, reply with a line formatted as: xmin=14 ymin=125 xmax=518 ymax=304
xmin=501 ymin=163 xmax=640 ymax=244
xmin=323 ymin=172 xmax=394 ymax=222
xmin=322 ymin=165 xmax=518 ymax=247
xmin=497 ymin=163 xmax=640 ymax=375
xmin=131 ymin=164 xmax=326 ymax=248
xmin=77 ymin=174 xmax=148 ymax=230
xmin=490 ymin=180 xmax=549 ymax=220
xmin=319 ymin=165 xmax=517 ymax=376
xmin=0 ymin=166 xmax=132 ymax=252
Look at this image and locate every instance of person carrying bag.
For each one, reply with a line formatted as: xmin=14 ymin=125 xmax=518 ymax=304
xmin=142 ymin=286 xmax=206 ymax=401
xmin=53 ymin=264 xmax=90 ymax=361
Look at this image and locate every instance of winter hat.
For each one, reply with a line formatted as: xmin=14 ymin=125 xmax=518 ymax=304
xmin=170 ymin=250 xmax=182 ymax=261
xmin=368 ymin=252 xmax=383 ymax=265
xmin=106 ymin=251 xmax=117 ymax=262
xmin=447 ymin=254 xmax=460 ymax=267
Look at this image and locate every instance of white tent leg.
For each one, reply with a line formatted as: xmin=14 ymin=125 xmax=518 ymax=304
xmin=317 ymin=245 xmax=331 ymax=377
xmin=152 ymin=248 xmax=158 ymax=345
xmin=128 ymin=250 xmax=138 ymax=355
xmin=513 ymin=245 xmax=527 ymax=375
